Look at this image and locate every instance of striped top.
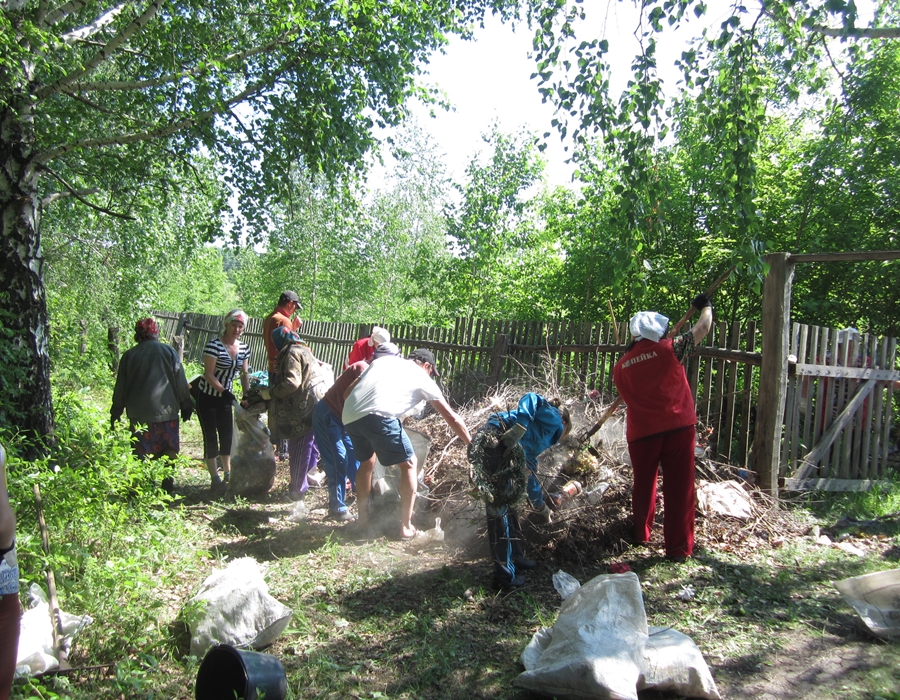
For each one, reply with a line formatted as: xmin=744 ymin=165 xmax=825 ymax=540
xmin=198 ymin=337 xmax=251 ymax=396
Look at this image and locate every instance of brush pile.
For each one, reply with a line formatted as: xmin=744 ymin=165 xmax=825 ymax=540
xmin=404 ymin=384 xmax=810 ymax=568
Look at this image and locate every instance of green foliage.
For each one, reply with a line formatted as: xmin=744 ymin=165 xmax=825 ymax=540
xmin=3 ymin=391 xmax=209 ymax=667
xmin=445 ymin=125 xmax=552 ymax=318
xmin=0 ymin=300 xmax=34 ymax=428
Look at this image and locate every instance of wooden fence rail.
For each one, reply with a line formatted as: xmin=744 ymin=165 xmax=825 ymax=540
xmin=151 ymin=310 xmax=763 ymax=467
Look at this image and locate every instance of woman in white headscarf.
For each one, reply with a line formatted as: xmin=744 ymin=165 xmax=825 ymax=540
xmin=197 ymin=309 xmax=252 ymax=492
xmin=613 ymin=295 xmax=713 ymax=562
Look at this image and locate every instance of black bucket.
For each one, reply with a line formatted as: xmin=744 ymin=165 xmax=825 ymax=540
xmin=196 ymin=644 xmax=287 ymax=700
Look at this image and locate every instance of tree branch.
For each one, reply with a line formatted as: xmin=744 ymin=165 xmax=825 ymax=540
xmin=808 ymin=24 xmax=900 ymax=39
xmin=40 ymin=166 xmax=135 ymax=219
xmin=65 ymin=35 xmax=298 ymax=93
xmin=36 ymin=0 xmax=167 ymax=100
xmin=60 ymin=2 xmax=126 ymax=44
xmin=37 ymin=56 xmax=301 ymax=163
xmin=41 ymin=188 xmax=99 ymax=207
xmin=42 ymin=0 xmax=91 ymax=28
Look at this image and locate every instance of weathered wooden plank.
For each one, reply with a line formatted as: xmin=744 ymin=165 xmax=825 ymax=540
xmin=800 ymin=325 xmax=820 ymax=463
xmin=720 ymin=320 xmax=741 ymax=463
xmin=876 ymin=337 xmax=897 ymax=478
xmin=782 ymin=477 xmax=886 ymax=492
xmin=737 ymin=321 xmax=757 ymax=466
xmin=792 ymin=378 xmax=878 ymax=481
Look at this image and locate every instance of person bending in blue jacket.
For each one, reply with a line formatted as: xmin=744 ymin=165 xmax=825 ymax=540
xmin=468 ymin=393 xmax=571 ymax=590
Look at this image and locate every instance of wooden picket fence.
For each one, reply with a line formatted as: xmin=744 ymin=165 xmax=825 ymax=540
xmin=151 ymin=310 xmax=763 ymax=467
xmin=781 ymin=323 xmax=899 ymax=489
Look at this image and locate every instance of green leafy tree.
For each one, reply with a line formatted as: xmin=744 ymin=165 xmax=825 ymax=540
xmin=0 ymin=0 xmax=517 ymax=441
xmin=445 ymin=125 xmax=548 ymax=317
xmin=527 ymin=0 xmax=899 ymax=293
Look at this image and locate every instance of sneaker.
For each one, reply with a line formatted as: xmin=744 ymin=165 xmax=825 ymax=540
xmin=494 ymin=574 xmax=526 ymax=591
xmin=223 ymin=472 xmax=230 ymax=484
xmin=327 ymin=510 xmax=355 ymax=523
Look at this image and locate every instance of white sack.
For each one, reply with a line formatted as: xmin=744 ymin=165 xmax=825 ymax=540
xmin=16 ymin=583 xmax=93 ymax=677
xmin=696 ymin=480 xmax=754 ymax=519
xmin=516 ymin=573 xmax=720 ymax=700
xmin=514 ymin=572 xmax=648 ymax=700
xmin=639 ymin=627 xmax=721 ymax=699
xmin=834 ymin=568 xmax=900 ymax=641
xmin=186 ymin=557 xmax=292 ymax=657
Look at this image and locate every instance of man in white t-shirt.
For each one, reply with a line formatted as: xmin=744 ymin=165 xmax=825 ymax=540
xmin=343 ymin=348 xmax=471 ymax=540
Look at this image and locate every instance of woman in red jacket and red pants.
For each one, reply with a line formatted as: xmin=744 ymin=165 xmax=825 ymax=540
xmin=613 ymin=295 xmax=713 ymax=561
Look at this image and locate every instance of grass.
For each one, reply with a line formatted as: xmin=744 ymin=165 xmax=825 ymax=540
xmin=6 ymin=389 xmax=900 ymax=699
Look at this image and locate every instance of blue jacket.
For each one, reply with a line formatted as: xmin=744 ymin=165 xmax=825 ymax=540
xmin=487 ymin=393 xmax=565 ymax=508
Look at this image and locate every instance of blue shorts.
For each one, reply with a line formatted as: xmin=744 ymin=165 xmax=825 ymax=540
xmin=344 ymin=414 xmax=414 ymax=466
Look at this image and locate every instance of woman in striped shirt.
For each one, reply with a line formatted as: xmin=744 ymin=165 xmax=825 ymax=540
xmin=197 ymin=309 xmax=251 ymax=491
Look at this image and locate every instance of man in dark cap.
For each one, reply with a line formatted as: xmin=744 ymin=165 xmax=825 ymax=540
xmin=262 ymin=290 xmax=303 ymax=375
xmin=343 ymin=348 xmax=471 ymax=540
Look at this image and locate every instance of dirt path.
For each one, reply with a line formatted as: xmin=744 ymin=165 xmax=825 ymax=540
xmin=176 ymin=409 xmax=900 ymax=700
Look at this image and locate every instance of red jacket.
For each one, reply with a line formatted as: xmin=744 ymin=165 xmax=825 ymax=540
xmin=614 ymin=338 xmax=696 ymax=442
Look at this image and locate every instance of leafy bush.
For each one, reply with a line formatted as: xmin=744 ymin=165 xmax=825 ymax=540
xmin=4 ymin=390 xmax=209 ymax=677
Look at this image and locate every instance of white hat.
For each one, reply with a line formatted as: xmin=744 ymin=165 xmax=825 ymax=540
xmin=838 ymin=327 xmax=859 ymax=342
xmin=369 ymin=326 xmax=390 ymax=347
xmin=629 ymin=311 xmax=670 ymax=343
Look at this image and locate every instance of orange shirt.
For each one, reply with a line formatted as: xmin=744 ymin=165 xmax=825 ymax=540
xmin=262 ymin=306 xmax=300 ymax=373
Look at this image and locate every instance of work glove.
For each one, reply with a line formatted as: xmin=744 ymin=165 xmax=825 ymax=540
xmin=181 ymin=405 xmax=193 ymax=422
xmin=222 ymin=390 xmax=237 ymax=404
xmin=534 ymin=502 xmax=553 ymax=525
xmin=499 ymin=423 xmax=527 ymax=454
xmin=692 ymin=293 xmax=712 ymax=310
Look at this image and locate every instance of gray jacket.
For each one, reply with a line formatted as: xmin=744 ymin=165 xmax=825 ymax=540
xmin=111 ymin=339 xmax=192 ymax=425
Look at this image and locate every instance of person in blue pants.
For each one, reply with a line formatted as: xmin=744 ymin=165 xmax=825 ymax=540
xmin=312 ymin=361 xmax=368 ymax=521
xmin=468 ymin=393 xmax=571 ymax=590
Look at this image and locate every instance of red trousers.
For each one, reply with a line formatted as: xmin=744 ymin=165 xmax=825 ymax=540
xmin=628 ymin=426 xmax=696 ymax=558
xmin=0 ymin=593 xmax=20 ymax=700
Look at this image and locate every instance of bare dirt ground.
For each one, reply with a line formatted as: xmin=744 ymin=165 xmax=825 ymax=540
xmin=175 ymin=392 xmax=900 ymax=700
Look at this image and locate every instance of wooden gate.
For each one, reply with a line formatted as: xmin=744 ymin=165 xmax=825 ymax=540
xmin=781 ymin=323 xmax=899 ymax=490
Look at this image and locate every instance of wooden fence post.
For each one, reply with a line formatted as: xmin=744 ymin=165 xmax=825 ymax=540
xmin=754 ymin=252 xmax=794 ymax=496
xmin=173 ymin=335 xmax=184 ymax=363
xmin=108 ymin=327 xmax=120 ymax=374
xmin=79 ymin=319 xmax=88 ymax=355
xmin=175 ymin=312 xmax=188 ymax=336
xmin=489 ymin=333 xmax=508 ymax=385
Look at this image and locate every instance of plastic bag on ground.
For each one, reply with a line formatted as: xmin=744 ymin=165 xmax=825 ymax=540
xmin=696 ymin=479 xmax=753 ymax=519
xmin=516 ymin=572 xmax=648 ymax=700
xmin=186 ymin=557 xmax=292 ymax=657
xmin=639 ymin=626 xmax=721 ymax=698
xmin=515 ymin=572 xmax=720 ymax=700
xmin=231 ymin=404 xmax=277 ymax=495
xmin=15 ymin=583 xmax=93 ymax=677
xmin=834 ymin=568 xmax=900 ymax=640
xmin=551 ymin=569 xmax=581 ymax=600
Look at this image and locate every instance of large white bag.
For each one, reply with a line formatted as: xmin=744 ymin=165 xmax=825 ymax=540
xmin=186 ymin=557 xmax=292 ymax=657
xmin=515 ymin=572 xmax=720 ymax=700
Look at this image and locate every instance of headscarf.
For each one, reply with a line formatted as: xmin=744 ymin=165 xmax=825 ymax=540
xmin=221 ymin=309 xmax=248 ymax=337
xmin=134 ymin=318 xmax=159 ymax=342
xmin=629 ymin=311 xmax=670 ymax=343
xmin=370 ymin=326 xmax=390 ymax=347
xmin=272 ymin=326 xmax=302 ymax=352
xmin=373 ymin=341 xmax=401 ymax=359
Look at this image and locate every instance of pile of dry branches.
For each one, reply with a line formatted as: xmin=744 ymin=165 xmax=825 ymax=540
xmin=407 ymin=385 xmax=809 ymax=565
